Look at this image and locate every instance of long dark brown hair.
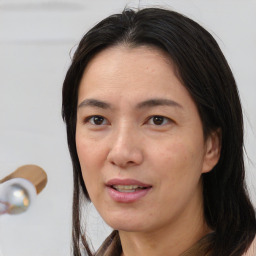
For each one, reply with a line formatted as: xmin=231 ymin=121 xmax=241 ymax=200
xmin=62 ymin=8 xmax=256 ymax=256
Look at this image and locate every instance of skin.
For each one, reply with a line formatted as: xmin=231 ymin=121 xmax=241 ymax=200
xmin=76 ymin=45 xmax=220 ymax=256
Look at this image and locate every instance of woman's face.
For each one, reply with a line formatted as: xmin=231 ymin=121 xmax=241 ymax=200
xmin=76 ymin=45 xmax=219 ymax=233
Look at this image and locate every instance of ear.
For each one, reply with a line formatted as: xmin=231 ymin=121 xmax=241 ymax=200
xmin=202 ymin=129 xmax=221 ymax=174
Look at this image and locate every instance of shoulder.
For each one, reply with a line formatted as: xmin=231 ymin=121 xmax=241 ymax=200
xmin=243 ymin=236 xmax=256 ymax=256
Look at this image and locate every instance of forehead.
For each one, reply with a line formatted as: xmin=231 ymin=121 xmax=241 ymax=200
xmin=85 ymin=44 xmax=173 ymax=71
xmin=80 ymin=46 xmax=175 ymax=88
xmin=77 ymin=45 xmax=194 ymax=110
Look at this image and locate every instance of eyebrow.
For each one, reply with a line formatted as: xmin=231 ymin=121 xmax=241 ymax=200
xmin=78 ymin=99 xmax=111 ymax=109
xmin=77 ymin=98 xmax=183 ymax=110
xmin=136 ymin=98 xmax=183 ymax=109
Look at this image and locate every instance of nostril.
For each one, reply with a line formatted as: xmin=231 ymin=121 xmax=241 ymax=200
xmin=127 ymin=160 xmax=135 ymax=165
xmin=107 ymin=144 xmax=144 ymax=168
xmin=109 ymin=159 xmax=137 ymax=168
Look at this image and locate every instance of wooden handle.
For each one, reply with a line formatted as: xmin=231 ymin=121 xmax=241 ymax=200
xmin=0 ymin=165 xmax=47 ymax=194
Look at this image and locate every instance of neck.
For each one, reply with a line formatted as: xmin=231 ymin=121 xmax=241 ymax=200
xmin=119 ymin=187 xmax=210 ymax=256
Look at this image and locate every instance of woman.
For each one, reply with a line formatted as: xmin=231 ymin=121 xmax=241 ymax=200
xmin=62 ymin=8 xmax=256 ymax=256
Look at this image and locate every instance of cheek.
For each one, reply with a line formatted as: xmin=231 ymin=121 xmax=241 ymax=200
xmin=75 ymin=132 xmax=110 ymax=199
xmin=151 ymin=141 xmax=204 ymax=214
xmin=76 ymin=132 xmax=103 ymax=168
xmin=76 ymin=136 xmax=100 ymax=185
xmin=76 ymin=144 xmax=100 ymax=203
xmin=76 ymin=138 xmax=89 ymax=170
xmin=151 ymin=137 xmax=205 ymax=185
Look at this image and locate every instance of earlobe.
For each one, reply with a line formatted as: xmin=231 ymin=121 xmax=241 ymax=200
xmin=202 ymin=129 xmax=221 ymax=173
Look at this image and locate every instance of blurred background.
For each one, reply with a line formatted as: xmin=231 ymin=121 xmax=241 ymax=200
xmin=0 ymin=0 xmax=255 ymax=255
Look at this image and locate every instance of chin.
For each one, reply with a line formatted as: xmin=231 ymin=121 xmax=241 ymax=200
xmin=109 ymin=223 xmax=145 ymax=233
xmin=103 ymin=214 xmax=148 ymax=232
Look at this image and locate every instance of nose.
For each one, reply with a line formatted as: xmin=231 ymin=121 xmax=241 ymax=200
xmin=107 ymin=125 xmax=144 ymax=168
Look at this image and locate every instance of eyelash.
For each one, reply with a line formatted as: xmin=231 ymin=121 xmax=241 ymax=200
xmin=84 ymin=115 xmax=108 ymax=126
xmin=146 ymin=115 xmax=171 ymax=126
xmin=84 ymin=115 xmax=172 ymax=126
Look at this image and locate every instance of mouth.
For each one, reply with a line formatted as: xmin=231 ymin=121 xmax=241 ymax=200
xmin=106 ymin=179 xmax=152 ymax=203
xmin=111 ymin=185 xmax=149 ymax=193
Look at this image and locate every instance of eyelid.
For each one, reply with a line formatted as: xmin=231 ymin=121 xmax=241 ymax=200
xmin=146 ymin=115 xmax=173 ymax=126
xmin=84 ymin=115 xmax=109 ymax=126
xmin=82 ymin=115 xmax=173 ymax=126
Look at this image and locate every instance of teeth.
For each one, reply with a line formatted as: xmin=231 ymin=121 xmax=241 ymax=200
xmin=112 ymin=185 xmax=144 ymax=193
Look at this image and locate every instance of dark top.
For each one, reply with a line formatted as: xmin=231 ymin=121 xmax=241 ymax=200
xmin=95 ymin=230 xmax=214 ymax=256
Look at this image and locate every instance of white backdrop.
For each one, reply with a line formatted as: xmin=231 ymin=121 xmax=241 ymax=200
xmin=0 ymin=0 xmax=255 ymax=255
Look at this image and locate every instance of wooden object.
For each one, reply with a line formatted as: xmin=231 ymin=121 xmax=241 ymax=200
xmin=0 ymin=165 xmax=47 ymax=194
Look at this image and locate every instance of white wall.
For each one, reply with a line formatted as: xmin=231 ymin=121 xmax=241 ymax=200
xmin=0 ymin=1 xmax=255 ymax=255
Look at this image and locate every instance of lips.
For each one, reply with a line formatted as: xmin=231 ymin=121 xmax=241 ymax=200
xmin=112 ymin=184 xmax=146 ymax=193
xmin=106 ymin=179 xmax=152 ymax=203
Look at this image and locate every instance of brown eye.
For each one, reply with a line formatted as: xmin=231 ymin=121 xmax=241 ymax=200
xmin=152 ymin=116 xmax=164 ymax=125
xmin=88 ymin=115 xmax=106 ymax=125
xmin=147 ymin=116 xmax=170 ymax=126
